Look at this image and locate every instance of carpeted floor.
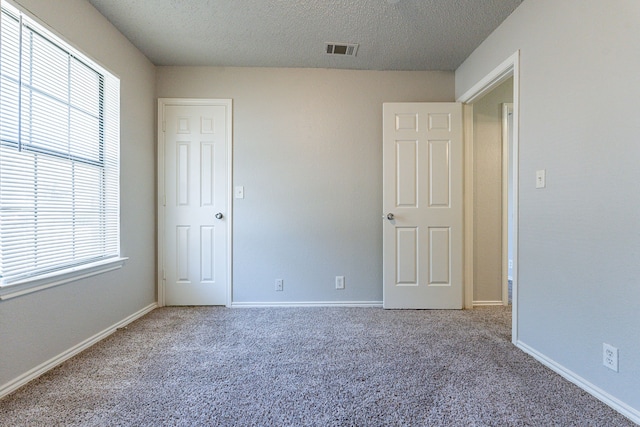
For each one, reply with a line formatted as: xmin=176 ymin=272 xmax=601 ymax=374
xmin=0 ymin=306 xmax=634 ymax=426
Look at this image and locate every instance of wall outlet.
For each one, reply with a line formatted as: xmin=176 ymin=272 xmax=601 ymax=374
xmin=335 ymin=276 xmax=345 ymax=290
xmin=275 ymin=279 xmax=283 ymax=292
xmin=603 ymin=343 xmax=618 ymax=372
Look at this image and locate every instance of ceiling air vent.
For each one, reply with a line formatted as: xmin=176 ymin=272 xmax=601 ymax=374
xmin=325 ymin=42 xmax=359 ymax=57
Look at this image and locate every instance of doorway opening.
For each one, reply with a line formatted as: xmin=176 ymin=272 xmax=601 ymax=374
xmin=458 ymin=51 xmax=520 ymax=343
xmin=469 ymin=80 xmax=513 ymax=306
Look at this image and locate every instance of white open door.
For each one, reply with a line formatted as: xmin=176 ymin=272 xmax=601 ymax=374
xmin=383 ymin=103 xmax=463 ymax=309
xmin=159 ymin=99 xmax=232 ymax=306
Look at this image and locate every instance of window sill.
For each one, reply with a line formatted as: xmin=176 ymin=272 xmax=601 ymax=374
xmin=0 ymin=257 xmax=128 ymax=301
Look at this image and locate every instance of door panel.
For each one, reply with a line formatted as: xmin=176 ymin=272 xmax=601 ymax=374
xmin=429 ymin=227 xmax=450 ymax=285
xmin=163 ymin=103 xmax=230 ymax=306
xmin=429 ymin=140 xmax=450 ymax=206
xmin=396 ymin=227 xmax=418 ymax=285
xmin=396 ymin=140 xmax=418 ymax=207
xmin=383 ymin=102 xmax=463 ymax=309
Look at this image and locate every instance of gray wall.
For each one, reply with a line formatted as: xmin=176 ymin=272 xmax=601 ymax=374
xmin=473 ymin=78 xmax=513 ymax=303
xmin=157 ymin=67 xmax=454 ymax=303
xmin=0 ymin=0 xmax=156 ymax=390
xmin=456 ymin=0 xmax=640 ymax=415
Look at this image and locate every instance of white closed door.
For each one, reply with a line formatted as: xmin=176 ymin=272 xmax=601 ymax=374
xmin=161 ymin=101 xmax=231 ymax=306
xmin=383 ymin=103 xmax=463 ymax=309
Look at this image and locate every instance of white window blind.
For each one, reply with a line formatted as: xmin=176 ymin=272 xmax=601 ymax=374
xmin=0 ymin=2 xmax=120 ymax=286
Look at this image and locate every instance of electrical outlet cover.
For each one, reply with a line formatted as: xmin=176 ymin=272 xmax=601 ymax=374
xmin=603 ymin=343 xmax=619 ymax=372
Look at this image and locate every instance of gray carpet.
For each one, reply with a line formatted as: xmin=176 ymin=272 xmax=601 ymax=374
xmin=0 ymin=306 xmax=634 ymax=426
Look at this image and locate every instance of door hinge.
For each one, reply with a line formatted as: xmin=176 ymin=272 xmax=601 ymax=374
xmin=162 ymin=269 xmax=166 ymax=280
xmin=162 ymin=121 xmax=166 ymax=132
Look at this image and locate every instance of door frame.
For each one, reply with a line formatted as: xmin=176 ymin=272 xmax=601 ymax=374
xmin=457 ymin=51 xmax=520 ymax=343
xmin=157 ymin=98 xmax=233 ymax=307
xmin=502 ymin=102 xmax=514 ymax=306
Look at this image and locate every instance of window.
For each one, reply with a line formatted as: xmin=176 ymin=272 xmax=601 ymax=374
xmin=0 ymin=2 xmax=122 ymax=298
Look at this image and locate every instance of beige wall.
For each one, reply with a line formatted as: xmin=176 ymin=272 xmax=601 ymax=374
xmin=157 ymin=67 xmax=454 ymax=303
xmin=473 ymin=78 xmax=513 ymax=303
xmin=456 ymin=0 xmax=640 ymax=418
xmin=0 ymin=0 xmax=157 ymax=391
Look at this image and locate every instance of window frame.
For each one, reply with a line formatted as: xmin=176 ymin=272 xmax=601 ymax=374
xmin=0 ymin=0 xmax=126 ymax=300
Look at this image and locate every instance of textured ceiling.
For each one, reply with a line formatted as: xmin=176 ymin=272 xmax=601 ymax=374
xmin=87 ymin=0 xmax=523 ymax=71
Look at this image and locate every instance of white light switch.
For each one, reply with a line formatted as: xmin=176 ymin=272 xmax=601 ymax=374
xmin=234 ymin=186 xmax=244 ymax=199
xmin=536 ymin=170 xmax=546 ymax=189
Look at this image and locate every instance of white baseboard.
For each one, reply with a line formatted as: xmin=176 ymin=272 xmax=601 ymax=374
xmin=0 ymin=302 xmax=157 ymax=400
xmin=516 ymin=341 xmax=640 ymax=424
xmin=232 ymin=300 xmax=383 ymax=308
xmin=473 ymin=300 xmax=504 ymax=306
